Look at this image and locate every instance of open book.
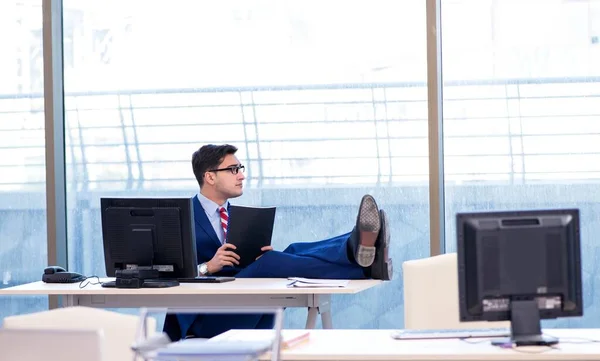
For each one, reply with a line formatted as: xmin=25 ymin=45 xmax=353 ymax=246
xmin=287 ymin=277 xmax=349 ymax=288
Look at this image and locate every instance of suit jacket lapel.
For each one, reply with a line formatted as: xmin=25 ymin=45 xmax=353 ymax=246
xmin=193 ymin=195 xmax=221 ymax=247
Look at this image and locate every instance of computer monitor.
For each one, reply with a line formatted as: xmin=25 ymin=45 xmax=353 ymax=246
xmin=101 ymin=197 xmax=197 ymax=279
xmin=456 ymin=208 xmax=583 ymax=346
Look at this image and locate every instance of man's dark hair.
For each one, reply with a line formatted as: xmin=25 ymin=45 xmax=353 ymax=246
xmin=192 ymin=144 xmax=238 ymax=188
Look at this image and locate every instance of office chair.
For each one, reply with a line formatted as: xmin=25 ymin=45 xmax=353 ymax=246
xmin=402 ymin=253 xmax=509 ymax=330
xmin=0 ymin=328 xmax=104 ymax=361
xmin=2 ymin=306 xmax=156 ymax=361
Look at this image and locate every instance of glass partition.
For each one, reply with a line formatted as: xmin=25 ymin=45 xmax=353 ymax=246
xmin=63 ymin=0 xmax=428 ymax=328
xmin=442 ymin=0 xmax=600 ymax=327
xmin=0 ymin=0 xmax=48 ymax=321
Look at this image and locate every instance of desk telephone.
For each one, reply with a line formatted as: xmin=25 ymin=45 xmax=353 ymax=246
xmin=42 ymin=266 xmax=86 ymax=283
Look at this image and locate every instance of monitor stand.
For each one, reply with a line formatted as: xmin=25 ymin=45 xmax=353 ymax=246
xmin=491 ymin=299 xmax=558 ymax=347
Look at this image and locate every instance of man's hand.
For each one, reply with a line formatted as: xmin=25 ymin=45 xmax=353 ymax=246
xmin=207 ymin=244 xmax=240 ymax=274
xmin=256 ymin=245 xmax=274 ymax=260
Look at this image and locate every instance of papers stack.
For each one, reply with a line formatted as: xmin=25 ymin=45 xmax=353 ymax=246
xmin=156 ymin=329 xmax=310 ymax=359
xmin=155 ymin=338 xmax=272 ymax=361
xmin=287 ymin=277 xmax=349 ymax=288
xmin=214 ymin=329 xmax=310 ymax=349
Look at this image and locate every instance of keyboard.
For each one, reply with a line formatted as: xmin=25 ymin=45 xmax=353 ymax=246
xmin=100 ymin=279 xmax=179 ymax=288
xmin=100 ymin=277 xmax=235 ymax=288
xmin=177 ymin=276 xmax=236 ymax=283
xmin=390 ymin=328 xmax=510 ymax=340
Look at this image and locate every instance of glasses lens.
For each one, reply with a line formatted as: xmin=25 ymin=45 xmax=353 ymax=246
xmin=230 ymin=165 xmax=245 ymax=174
xmin=229 ymin=165 xmax=244 ymax=174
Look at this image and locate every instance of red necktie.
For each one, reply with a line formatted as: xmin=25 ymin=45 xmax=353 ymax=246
xmin=219 ymin=207 xmax=228 ymax=242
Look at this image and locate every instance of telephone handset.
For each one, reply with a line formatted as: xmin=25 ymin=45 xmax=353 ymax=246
xmin=42 ymin=266 xmax=86 ymax=283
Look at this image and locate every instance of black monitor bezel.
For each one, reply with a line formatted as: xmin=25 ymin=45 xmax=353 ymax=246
xmin=100 ymin=197 xmax=197 ymax=279
xmin=456 ymin=208 xmax=583 ymax=323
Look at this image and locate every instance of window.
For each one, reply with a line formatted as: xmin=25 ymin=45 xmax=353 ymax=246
xmin=0 ymin=1 xmax=47 ymax=319
xmin=64 ymin=0 xmax=428 ymax=328
xmin=442 ymin=0 xmax=600 ymax=327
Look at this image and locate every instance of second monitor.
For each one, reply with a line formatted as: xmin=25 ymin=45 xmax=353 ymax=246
xmin=457 ymin=208 xmax=583 ymax=346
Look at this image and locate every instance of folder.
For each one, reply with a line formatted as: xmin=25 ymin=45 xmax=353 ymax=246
xmin=227 ymin=205 xmax=276 ymax=268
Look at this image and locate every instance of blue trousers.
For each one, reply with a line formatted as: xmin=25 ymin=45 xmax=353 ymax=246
xmin=164 ymin=232 xmax=365 ymax=340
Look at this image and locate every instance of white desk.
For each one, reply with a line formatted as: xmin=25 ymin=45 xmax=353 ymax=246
xmin=0 ymin=278 xmax=380 ymax=329
xmin=217 ymin=328 xmax=600 ymax=361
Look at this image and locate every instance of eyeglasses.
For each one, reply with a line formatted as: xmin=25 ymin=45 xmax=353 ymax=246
xmin=208 ymin=164 xmax=245 ymax=175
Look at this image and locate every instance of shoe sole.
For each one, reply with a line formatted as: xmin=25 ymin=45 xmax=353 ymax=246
xmin=372 ymin=209 xmax=392 ymax=281
xmin=357 ymin=195 xmax=380 ymax=267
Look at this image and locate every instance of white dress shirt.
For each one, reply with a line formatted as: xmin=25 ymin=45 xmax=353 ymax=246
xmin=196 ymin=193 xmax=229 ymax=244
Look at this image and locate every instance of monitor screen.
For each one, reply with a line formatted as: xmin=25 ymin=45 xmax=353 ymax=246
xmin=101 ymin=197 xmax=197 ymax=279
xmin=456 ymin=208 xmax=582 ymax=346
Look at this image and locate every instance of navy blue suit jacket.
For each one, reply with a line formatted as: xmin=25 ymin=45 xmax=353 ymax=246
xmin=167 ymin=197 xmax=244 ymax=338
xmin=191 ymin=196 xmax=239 ymax=277
xmin=165 ymin=196 xmax=269 ymax=339
xmin=162 ymin=196 xmax=364 ymax=340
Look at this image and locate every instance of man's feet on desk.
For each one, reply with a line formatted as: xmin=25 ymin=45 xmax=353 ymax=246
xmin=351 ymin=195 xmax=380 ymax=267
xmin=349 ymin=195 xmax=393 ymax=281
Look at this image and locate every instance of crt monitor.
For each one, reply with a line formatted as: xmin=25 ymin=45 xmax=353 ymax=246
xmin=457 ymin=208 xmax=582 ymax=346
xmin=101 ymin=197 xmax=197 ymax=279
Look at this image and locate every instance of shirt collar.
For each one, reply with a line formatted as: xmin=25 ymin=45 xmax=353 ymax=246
xmin=197 ymin=193 xmax=228 ymax=214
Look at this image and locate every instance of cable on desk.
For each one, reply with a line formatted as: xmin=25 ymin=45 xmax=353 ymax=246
xmin=545 ymin=334 xmax=600 ymax=344
xmin=78 ymin=276 xmax=103 ymax=289
xmin=458 ymin=337 xmax=490 ymax=344
xmin=460 ymin=334 xmax=600 ymax=353
xmin=504 ymin=344 xmax=560 ymax=353
xmin=459 ymin=338 xmax=559 ymax=353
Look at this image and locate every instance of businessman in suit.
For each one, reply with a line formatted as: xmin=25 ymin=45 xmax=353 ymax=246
xmin=163 ymin=144 xmax=392 ymax=340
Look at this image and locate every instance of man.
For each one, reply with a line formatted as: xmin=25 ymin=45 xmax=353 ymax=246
xmin=163 ymin=144 xmax=392 ymax=340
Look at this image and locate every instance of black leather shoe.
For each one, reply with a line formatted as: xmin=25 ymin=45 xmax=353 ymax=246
xmin=349 ymin=195 xmax=380 ymax=267
xmin=371 ymin=209 xmax=393 ymax=280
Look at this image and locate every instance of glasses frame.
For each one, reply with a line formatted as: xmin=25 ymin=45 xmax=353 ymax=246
xmin=208 ymin=164 xmax=245 ymax=175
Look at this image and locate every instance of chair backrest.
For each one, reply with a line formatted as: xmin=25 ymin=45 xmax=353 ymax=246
xmin=2 ymin=306 xmax=156 ymax=361
xmin=402 ymin=253 xmax=509 ymax=330
xmin=0 ymin=328 xmax=104 ymax=361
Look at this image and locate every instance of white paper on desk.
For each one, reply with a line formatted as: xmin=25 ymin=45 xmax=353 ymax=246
xmin=212 ymin=329 xmax=310 ymax=349
xmin=156 ymin=338 xmax=271 ymax=359
xmin=287 ymin=277 xmax=349 ymax=288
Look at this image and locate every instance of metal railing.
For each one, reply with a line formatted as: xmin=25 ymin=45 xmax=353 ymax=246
xmin=2 ymin=77 xmax=600 ymax=192
xmin=2 ymin=78 xmax=600 ymax=328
